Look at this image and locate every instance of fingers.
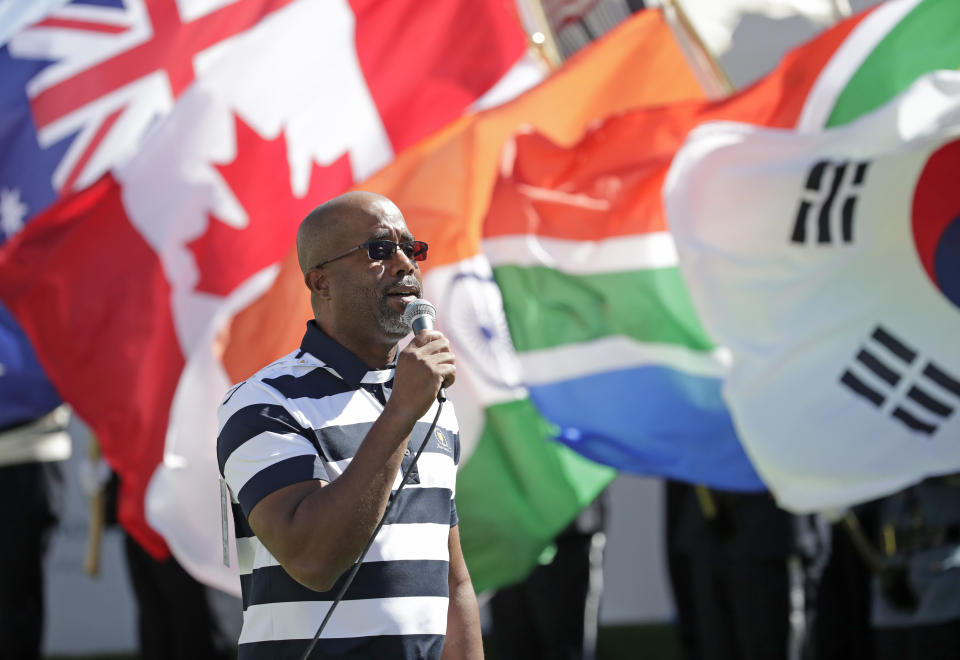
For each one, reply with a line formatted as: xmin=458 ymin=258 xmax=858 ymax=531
xmin=410 ymin=329 xmax=446 ymax=348
xmin=408 ymin=330 xmax=453 ymax=358
xmin=399 ymin=331 xmax=456 ymax=387
xmin=440 ymin=364 xmax=456 ymax=389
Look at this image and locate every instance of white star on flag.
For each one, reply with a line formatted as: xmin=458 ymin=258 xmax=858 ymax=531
xmin=0 ymin=187 xmax=28 ymax=239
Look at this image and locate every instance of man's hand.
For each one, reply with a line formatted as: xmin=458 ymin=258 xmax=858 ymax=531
xmin=390 ymin=330 xmax=456 ymax=421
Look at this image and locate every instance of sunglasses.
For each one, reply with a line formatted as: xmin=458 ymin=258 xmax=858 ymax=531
xmin=312 ymin=239 xmax=429 ymax=270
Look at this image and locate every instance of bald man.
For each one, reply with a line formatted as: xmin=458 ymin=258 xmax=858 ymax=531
xmin=217 ymin=192 xmax=482 ymax=659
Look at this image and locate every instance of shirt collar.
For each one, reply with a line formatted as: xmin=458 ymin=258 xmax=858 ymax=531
xmin=300 ymin=321 xmax=394 ymax=387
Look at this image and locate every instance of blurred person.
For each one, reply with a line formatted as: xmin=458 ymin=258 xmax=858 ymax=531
xmin=865 ymin=476 xmax=960 ymax=660
xmin=118 ymin=489 xmax=236 ymax=658
xmin=810 ymin=476 xmax=960 ymax=660
xmin=488 ymin=492 xmax=607 ymax=660
xmin=664 ymin=480 xmax=820 ymax=660
xmin=807 ymin=508 xmax=874 ymax=660
xmin=217 ymin=191 xmax=481 ymax=658
xmin=82 ymin=469 xmax=237 ymax=660
xmin=0 ymin=406 xmax=69 ymax=659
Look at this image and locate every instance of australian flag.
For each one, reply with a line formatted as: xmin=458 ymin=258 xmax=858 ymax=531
xmin=0 ymin=1 xmax=80 ymax=429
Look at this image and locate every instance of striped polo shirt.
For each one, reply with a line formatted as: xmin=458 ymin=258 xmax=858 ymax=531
xmin=217 ymin=321 xmax=460 ymax=659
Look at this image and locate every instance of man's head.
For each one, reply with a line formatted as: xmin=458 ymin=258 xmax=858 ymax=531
xmin=298 ymin=191 xmax=424 ymax=353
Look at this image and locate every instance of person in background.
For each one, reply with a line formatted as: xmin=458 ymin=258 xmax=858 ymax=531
xmin=865 ymin=476 xmax=960 ymax=660
xmin=111 ymin=472 xmax=236 ymax=660
xmin=488 ymin=492 xmax=607 ymax=660
xmin=664 ymin=480 xmax=822 ymax=660
xmin=0 ymin=405 xmax=70 ymax=659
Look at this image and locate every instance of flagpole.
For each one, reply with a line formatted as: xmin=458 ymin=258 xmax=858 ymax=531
xmin=660 ymin=0 xmax=735 ymax=98
xmin=83 ymin=434 xmax=105 ymax=576
xmin=831 ymin=0 xmax=853 ymax=22
xmin=514 ymin=0 xmax=563 ymax=71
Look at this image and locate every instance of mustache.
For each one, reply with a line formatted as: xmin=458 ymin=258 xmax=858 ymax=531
xmin=384 ymin=277 xmax=422 ymax=297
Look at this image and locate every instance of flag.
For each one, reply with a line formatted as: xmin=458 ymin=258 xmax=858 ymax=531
xmin=0 ymin=0 xmax=68 ymax=452
xmin=662 ymin=0 xmax=960 ymax=512
xmin=214 ymin=8 xmax=707 ymax=591
xmin=480 ymin=123 xmax=763 ymax=491
xmin=0 ymin=0 xmax=527 ymax=594
xmin=665 ymin=69 xmax=960 ymax=512
xmin=0 ymin=0 xmax=69 ymax=45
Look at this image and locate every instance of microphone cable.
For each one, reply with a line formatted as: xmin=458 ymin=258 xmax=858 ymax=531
xmin=300 ymin=393 xmax=446 ymax=660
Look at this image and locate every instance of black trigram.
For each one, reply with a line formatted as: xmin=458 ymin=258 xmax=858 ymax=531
xmin=791 ymin=160 xmax=870 ymax=244
xmin=839 ymin=325 xmax=960 ymax=436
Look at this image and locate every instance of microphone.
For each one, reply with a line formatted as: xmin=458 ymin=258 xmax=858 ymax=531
xmin=402 ymin=299 xmax=445 ymax=401
xmin=402 ymin=298 xmax=436 ymax=334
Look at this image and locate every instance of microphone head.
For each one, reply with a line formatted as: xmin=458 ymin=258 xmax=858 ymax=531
xmin=402 ymin=298 xmax=436 ymax=332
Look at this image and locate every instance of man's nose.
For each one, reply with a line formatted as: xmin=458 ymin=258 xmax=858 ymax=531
xmin=389 ymin=245 xmax=416 ymax=275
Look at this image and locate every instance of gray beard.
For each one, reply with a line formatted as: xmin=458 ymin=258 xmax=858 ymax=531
xmin=377 ymin=275 xmax=420 ymax=338
xmin=377 ymin=295 xmax=412 ymax=338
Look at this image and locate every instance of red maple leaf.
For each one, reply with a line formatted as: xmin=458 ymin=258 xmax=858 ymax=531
xmin=187 ymin=115 xmax=353 ymax=296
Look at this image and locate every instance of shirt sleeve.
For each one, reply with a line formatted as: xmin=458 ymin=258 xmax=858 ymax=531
xmin=450 ymin=497 xmax=459 ymax=527
xmin=450 ymin=426 xmax=460 ymax=526
xmin=217 ymin=381 xmax=328 ymax=518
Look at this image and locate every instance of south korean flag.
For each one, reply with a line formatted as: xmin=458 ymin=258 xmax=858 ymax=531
xmin=665 ymin=71 xmax=960 ymax=513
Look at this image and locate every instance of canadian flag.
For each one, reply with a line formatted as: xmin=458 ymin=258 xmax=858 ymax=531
xmin=0 ymin=0 xmax=528 ymax=594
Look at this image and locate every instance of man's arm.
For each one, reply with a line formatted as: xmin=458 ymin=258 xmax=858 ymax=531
xmin=246 ymin=330 xmax=455 ymax=591
xmin=443 ymin=525 xmax=483 ymax=660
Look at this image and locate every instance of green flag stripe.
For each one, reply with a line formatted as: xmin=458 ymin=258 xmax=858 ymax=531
xmin=493 ymin=264 xmax=716 ymax=353
xmin=827 ymin=0 xmax=960 ymax=127
xmin=456 ymin=397 xmax=615 ymax=592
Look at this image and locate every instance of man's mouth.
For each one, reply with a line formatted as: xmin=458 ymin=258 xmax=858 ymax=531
xmin=385 ymin=286 xmax=420 ymax=305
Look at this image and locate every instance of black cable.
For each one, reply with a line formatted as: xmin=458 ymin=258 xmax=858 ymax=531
xmin=300 ymin=397 xmax=445 ymax=659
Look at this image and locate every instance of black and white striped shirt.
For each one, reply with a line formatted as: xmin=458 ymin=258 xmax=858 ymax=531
xmin=217 ymin=321 xmax=460 ymax=659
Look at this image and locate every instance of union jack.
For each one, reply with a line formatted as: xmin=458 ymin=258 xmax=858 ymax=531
xmin=1 ymin=0 xmax=292 ymax=220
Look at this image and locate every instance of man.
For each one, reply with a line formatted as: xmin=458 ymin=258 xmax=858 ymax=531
xmin=217 ymin=191 xmax=482 ymax=659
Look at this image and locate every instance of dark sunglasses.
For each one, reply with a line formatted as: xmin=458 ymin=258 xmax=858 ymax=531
xmin=312 ymin=239 xmax=428 ymax=270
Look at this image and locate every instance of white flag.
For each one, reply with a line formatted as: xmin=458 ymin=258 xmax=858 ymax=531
xmin=665 ymin=70 xmax=960 ymax=513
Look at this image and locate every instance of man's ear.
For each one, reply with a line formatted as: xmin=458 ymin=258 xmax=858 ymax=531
xmin=304 ymin=269 xmax=331 ymax=301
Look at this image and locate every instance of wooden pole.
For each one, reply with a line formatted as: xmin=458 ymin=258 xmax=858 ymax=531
xmin=83 ymin=435 xmax=106 ymax=577
xmin=661 ymin=0 xmax=735 ymax=99
xmin=516 ymin=0 xmax=564 ymax=71
xmin=831 ymin=0 xmax=853 ymax=22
